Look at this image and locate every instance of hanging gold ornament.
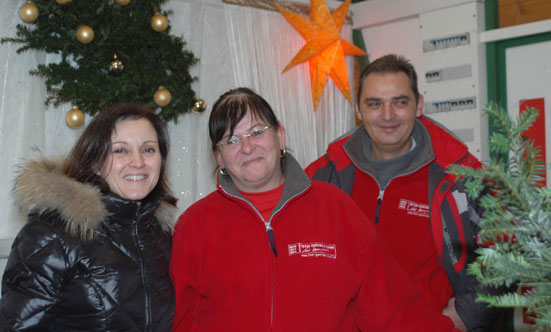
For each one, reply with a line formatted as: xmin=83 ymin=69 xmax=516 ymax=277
xmin=19 ymin=2 xmax=39 ymax=23
xmin=108 ymin=54 xmax=124 ymax=75
xmin=192 ymin=98 xmax=207 ymax=114
xmin=154 ymin=87 xmax=171 ymax=107
xmin=150 ymin=13 xmax=168 ymax=32
xmin=65 ymin=106 xmax=85 ymax=128
xmin=76 ymin=25 xmax=94 ymax=44
xmin=114 ymin=0 xmax=131 ymax=6
xmin=55 ymin=0 xmax=72 ymax=5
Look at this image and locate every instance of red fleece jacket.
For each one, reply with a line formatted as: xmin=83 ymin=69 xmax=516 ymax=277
xmin=170 ymin=155 xmax=459 ymax=332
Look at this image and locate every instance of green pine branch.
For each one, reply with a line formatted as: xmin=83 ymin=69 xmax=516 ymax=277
xmin=449 ymin=102 xmax=551 ymax=331
xmin=2 ymin=0 xmax=198 ymax=123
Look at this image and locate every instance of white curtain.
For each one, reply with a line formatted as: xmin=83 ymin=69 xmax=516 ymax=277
xmin=0 ymin=0 xmax=356 ymax=239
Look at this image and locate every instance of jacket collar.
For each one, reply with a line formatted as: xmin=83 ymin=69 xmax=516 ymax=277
xmin=101 ymin=193 xmax=160 ymax=227
xmin=14 ymin=157 xmax=176 ymax=240
xmin=217 ymin=153 xmax=311 ymax=219
xmin=418 ymin=116 xmax=470 ymax=168
xmin=342 ymin=119 xmax=435 ymax=177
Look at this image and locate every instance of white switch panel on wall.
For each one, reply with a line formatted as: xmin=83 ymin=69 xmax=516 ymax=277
xmin=419 ymin=1 xmax=488 ymax=162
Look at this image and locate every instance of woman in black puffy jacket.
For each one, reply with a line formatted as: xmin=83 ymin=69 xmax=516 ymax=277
xmin=1 ymin=103 xmax=177 ymax=332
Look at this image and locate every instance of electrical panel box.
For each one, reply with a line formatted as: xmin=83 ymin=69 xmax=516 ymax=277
xmin=419 ymin=1 xmax=488 ymax=162
xmin=425 ymin=64 xmax=472 ymax=83
xmin=422 ymin=32 xmax=471 ymax=52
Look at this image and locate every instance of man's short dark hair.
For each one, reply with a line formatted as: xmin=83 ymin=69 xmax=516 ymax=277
xmin=356 ymin=54 xmax=420 ymax=106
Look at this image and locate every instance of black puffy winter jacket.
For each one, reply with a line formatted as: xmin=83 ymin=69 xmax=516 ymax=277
xmin=1 ymin=158 xmax=176 ymax=332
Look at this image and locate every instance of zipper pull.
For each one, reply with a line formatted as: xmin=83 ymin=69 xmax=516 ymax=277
xmin=375 ymin=190 xmax=384 ymax=223
xmin=266 ymin=224 xmax=278 ymax=257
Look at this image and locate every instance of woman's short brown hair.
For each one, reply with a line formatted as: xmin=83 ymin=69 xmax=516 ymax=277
xmin=208 ymin=87 xmax=279 ymax=152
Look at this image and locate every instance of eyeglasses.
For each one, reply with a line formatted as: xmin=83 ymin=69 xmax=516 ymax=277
xmin=216 ymin=125 xmax=273 ymax=150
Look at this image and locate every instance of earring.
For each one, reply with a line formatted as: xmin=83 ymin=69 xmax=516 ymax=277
xmin=280 ymin=147 xmax=287 ymax=158
xmin=219 ymin=167 xmax=228 ymax=176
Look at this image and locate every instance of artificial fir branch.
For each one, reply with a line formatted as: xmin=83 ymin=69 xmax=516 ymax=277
xmin=2 ymin=0 xmax=198 ymax=123
xmin=449 ymin=102 xmax=551 ymax=331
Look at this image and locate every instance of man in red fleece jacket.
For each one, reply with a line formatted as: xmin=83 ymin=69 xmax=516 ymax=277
xmin=306 ymin=54 xmax=502 ymax=331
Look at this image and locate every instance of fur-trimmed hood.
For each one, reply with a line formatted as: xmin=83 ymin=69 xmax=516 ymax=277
xmin=13 ymin=157 xmax=177 ymax=240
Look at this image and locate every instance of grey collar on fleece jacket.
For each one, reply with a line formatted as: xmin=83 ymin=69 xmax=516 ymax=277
xmin=216 ymin=153 xmax=311 ymax=221
xmin=343 ymin=118 xmax=436 ymax=179
xmin=13 ymin=157 xmax=177 ymax=241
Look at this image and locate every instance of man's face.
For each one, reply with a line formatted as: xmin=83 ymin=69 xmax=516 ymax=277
xmin=355 ymin=71 xmax=423 ymax=160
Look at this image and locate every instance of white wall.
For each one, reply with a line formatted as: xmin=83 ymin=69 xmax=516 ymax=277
xmin=506 ymin=40 xmax=551 ymax=185
xmin=352 ymin=0 xmax=477 ymax=29
xmin=358 ymin=16 xmax=422 ymax=92
xmin=350 ymin=0 xmax=483 ymax=110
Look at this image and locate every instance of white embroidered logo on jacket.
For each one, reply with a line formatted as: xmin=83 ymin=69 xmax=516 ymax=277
xmin=288 ymin=243 xmax=337 ymax=259
xmin=398 ymin=199 xmax=429 ymax=218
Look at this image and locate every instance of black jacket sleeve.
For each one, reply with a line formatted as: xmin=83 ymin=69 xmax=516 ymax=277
xmin=1 ymin=214 xmax=71 ymax=332
xmin=449 ymin=183 xmax=507 ymax=331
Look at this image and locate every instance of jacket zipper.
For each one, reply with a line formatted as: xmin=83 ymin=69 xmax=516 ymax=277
xmin=220 ymin=184 xmax=310 ymax=331
xmin=132 ymin=217 xmax=152 ymax=331
xmin=264 ymin=188 xmax=307 ymax=331
xmin=220 ymin=185 xmax=307 ymax=256
xmin=270 ymin=250 xmax=276 ymax=330
xmin=375 ymin=190 xmax=384 ymax=223
xmin=266 ymin=224 xmax=278 ymax=256
xmin=371 ymin=163 xmax=430 ymax=223
xmin=348 ymin=157 xmax=434 ymax=225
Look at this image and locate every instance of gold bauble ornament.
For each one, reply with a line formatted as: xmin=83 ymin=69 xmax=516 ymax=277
xmin=150 ymin=13 xmax=168 ymax=32
xmin=114 ymin=0 xmax=131 ymax=6
xmin=192 ymin=98 xmax=207 ymax=114
xmin=154 ymin=87 xmax=171 ymax=107
xmin=19 ymin=2 xmax=39 ymax=23
xmin=108 ymin=54 xmax=124 ymax=75
xmin=76 ymin=25 xmax=94 ymax=44
xmin=66 ymin=106 xmax=85 ymax=128
xmin=55 ymin=0 xmax=72 ymax=5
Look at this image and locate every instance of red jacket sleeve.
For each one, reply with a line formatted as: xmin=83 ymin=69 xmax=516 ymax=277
xmin=170 ymin=212 xmax=202 ymax=332
xmin=304 ymin=154 xmax=330 ymax=179
xmin=355 ymin=228 xmax=461 ymax=332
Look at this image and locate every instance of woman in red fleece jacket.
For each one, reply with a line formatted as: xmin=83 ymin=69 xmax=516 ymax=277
xmin=169 ymin=87 xmax=460 ymax=332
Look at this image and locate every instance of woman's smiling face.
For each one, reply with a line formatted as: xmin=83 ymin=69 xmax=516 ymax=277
xmin=99 ymin=118 xmax=161 ymax=200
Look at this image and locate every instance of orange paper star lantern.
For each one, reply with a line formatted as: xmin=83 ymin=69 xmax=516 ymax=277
xmin=275 ymin=0 xmax=366 ymax=110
